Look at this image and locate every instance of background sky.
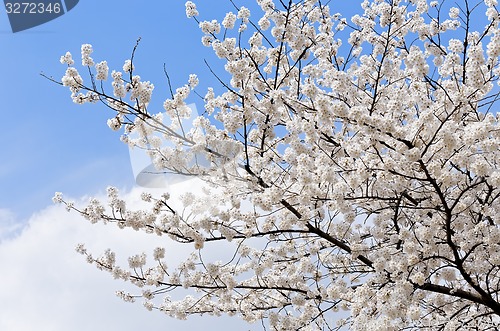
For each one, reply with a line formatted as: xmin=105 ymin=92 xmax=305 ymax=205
xmin=0 ymin=1 xmax=355 ymax=330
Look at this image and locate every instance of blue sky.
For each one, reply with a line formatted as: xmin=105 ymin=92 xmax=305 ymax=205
xmin=0 ymin=0 xmax=238 ymax=221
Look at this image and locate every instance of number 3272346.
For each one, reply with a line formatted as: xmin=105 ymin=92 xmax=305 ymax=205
xmin=5 ymin=2 xmax=61 ymax=14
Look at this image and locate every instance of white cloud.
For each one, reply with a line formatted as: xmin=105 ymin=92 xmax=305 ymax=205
xmin=0 ymin=208 xmax=24 ymax=242
xmin=0 ymin=181 xmax=260 ymax=331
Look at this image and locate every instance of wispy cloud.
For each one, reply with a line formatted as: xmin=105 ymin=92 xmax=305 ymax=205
xmin=0 ymin=186 xmax=258 ymax=331
xmin=0 ymin=208 xmax=24 ymax=242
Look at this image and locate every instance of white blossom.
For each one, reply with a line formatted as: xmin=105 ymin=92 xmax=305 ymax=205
xmin=59 ymin=51 xmax=74 ymax=65
xmin=95 ymin=61 xmax=109 ymax=80
xmin=185 ymin=1 xmax=198 ymax=18
xmin=81 ymin=43 xmax=94 ymax=66
xmin=222 ymin=12 xmax=237 ymax=29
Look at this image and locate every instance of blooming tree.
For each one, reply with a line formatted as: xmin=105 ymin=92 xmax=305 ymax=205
xmin=51 ymin=0 xmax=500 ymax=329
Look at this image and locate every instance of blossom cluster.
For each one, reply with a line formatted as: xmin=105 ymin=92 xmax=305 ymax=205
xmin=54 ymin=0 xmax=500 ymax=330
